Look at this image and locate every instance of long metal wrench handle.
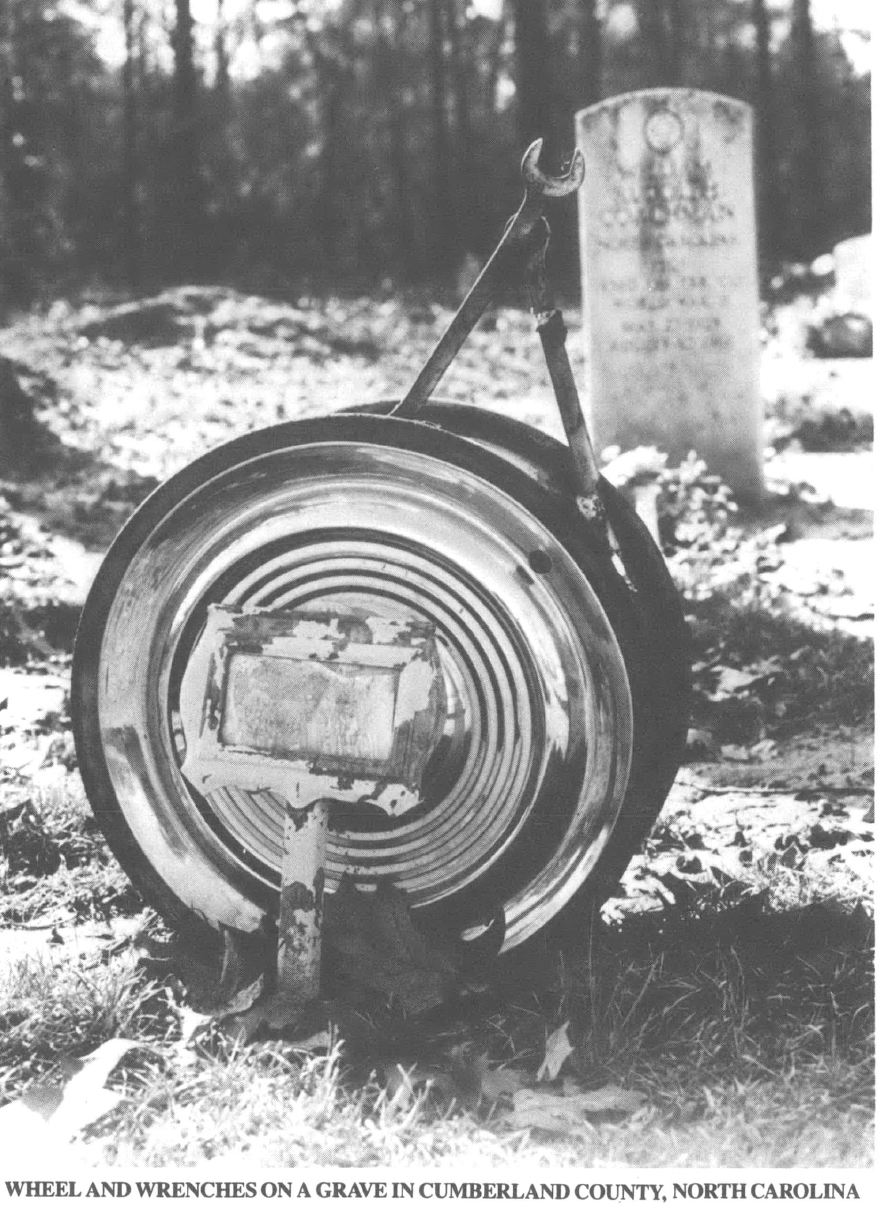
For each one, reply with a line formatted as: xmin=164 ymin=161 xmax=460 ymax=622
xmin=392 ymin=140 xmax=585 ymax=419
xmin=526 ymin=224 xmax=603 ymax=507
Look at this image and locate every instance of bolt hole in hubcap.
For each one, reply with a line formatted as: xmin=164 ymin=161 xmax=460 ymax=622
xmin=75 ymin=418 xmax=633 ymax=951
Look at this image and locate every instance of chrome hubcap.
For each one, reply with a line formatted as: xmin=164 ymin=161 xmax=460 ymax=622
xmin=96 ymin=436 xmax=633 ymax=949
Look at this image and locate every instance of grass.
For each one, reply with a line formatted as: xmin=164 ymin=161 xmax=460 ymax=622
xmin=0 ymin=771 xmax=140 ymax=927
xmin=0 ymin=949 xmax=164 ymax=1100
xmin=0 ymin=881 xmax=872 ymax=1168
xmin=78 ymin=1051 xmax=874 ymax=1169
xmin=0 ymin=624 xmax=873 ymax=1170
xmin=0 ymin=275 xmax=875 ymax=1171
xmin=0 ymin=639 xmax=873 ymax=1168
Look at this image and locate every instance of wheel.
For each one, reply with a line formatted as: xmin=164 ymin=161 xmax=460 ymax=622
xmin=72 ymin=412 xmax=648 ymax=952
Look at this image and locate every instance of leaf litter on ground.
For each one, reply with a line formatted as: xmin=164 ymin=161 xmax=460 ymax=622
xmin=176 ymin=891 xmax=648 ymax=1135
xmin=164 ymin=877 xmax=464 ymax=1051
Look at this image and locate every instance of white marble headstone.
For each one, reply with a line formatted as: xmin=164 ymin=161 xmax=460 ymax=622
xmin=575 ymin=90 xmax=763 ymax=499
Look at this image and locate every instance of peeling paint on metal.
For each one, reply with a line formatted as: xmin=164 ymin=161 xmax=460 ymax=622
xmin=285 ymin=806 xmax=313 ymax=832
xmin=179 ymin=604 xmax=446 ymax=818
xmin=396 ymin=655 xmax=438 ymax=717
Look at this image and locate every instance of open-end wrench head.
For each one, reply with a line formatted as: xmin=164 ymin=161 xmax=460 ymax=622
xmin=521 ymin=138 xmax=585 ymax=198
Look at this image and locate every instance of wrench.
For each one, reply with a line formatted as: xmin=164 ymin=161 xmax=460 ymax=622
xmin=393 ymin=139 xmax=585 ymax=418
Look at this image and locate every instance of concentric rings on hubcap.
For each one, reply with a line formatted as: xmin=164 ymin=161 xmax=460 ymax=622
xmin=82 ymin=422 xmax=633 ymax=950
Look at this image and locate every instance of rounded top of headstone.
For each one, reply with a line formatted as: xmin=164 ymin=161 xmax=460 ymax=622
xmin=575 ymin=88 xmax=753 ymax=126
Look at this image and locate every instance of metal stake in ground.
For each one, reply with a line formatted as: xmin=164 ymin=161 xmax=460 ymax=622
xmin=277 ymin=799 xmax=331 ymax=1001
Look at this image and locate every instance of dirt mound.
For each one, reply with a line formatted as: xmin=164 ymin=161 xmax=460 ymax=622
xmin=75 ymin=287 xmax=246 ymax=347
xmin=73 ymin=286 xmax=383 ymax=361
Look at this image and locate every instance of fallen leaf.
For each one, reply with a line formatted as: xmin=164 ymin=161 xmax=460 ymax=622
xmin=749 ymin=738 xmax=779 ymax=759
xmin=19 ymin=1083 xmax=65 ymax=1121
xmin=324 ymin=876 xmax=458 ymax=1015
xmin=214 ymin=928 xmax=251 ymax=1005
xmin=537 ymin=1022 xmax=574 ymax=1082
xmin=720 ymin=744 xmax=752 ymax=762
xmin=705 ymin=666 xmax=762 ymax=702
xmin=52 ymin=1039 xmax=155 ymax=1137
xmin=222 ymin=992 xmax=330 ymax=1043
xmin=170 ymin=971 xmax=265 ymax=1053
xmin=509 ymin=1089 xmax=590 ymax=1133
xmin=214 ymin=973 xmax=264 ymax=1019
xmin=561 ymin=1079 xmax=646 ymax=1113
xmin=507 ymin=1082 xmax=645 ymax=1133
xmin=446 ymin=1044 xmax=488 ymax=1108
xmin=685 ymin=728 xmax=716 ymax=756
xmin=778 ymin=844 xmax=803 ymax=870
xmin=0 ymin=1038 xmax=156 ymax=1150
xmin=285 ymin=1029 xmax=332 ymax=1052
xmin=383 ymin=1062 xmax=457 ymax=1112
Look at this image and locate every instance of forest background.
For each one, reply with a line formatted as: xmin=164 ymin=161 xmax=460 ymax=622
xmin=0 ymin=0 xmax=872 ymax=311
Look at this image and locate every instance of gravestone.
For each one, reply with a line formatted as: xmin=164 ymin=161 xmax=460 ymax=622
xmin=575 ymin=90 xmax=763 ymax=499
xmin=833 ymin=234 xmax=872 ymax=315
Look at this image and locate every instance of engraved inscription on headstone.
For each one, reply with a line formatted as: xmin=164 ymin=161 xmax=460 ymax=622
xmin=575 ymin=89 xmax=763 ymax=499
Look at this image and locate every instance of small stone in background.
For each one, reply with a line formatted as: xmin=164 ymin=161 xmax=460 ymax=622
xmin=806 ymin=313 xmax=872 ymax=360
xmin=833 ymin=234 xmax=872 ymax=314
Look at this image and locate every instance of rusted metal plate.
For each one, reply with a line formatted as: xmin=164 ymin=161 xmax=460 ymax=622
xmin=179 ymin=605 xmax=446 ymax=817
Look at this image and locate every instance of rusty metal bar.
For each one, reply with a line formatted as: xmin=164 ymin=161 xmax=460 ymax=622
xmin=392 ymin=222 xmax=540 ymax=419
xmin=525 ymin=223 xmax=604 ymax=521
xmin=277 ymin=798 xmax=330 ymax=1001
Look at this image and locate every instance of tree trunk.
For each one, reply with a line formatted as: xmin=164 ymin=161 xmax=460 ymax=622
xmin=637 ymin=0 xmax=668 ymax=86
xmin=374 ymin=2 xmax=417 ymax=277
xmin=752 ymin=0 xmax=783 ymax=261
xmin=483 ymin=10 xmax=505 ymax=120
xmin=428 ymin=0 xmax=454 ymax=270
xmin=0 ymin=3 xmax=38 ymax=304
xmin=666 ymin=0 xmax=685 ymax=85
xmin=578 ymin=0 xmax=603 ymax=108
xmin=309 ymin=33 xmax=350 ymax=267
xmin=170 ymin=0 xmax=202 ymax=277
xmin=123 ymin=0 xmax=142 ymax=289
xmin=791 ymin=0 xmax=825 ymax=257
xmin=511 ymin=0 xmax=557 ymax=161
xmin=214 ymin=0 xmax=230 ymax=101
xmin=445 ymin=0 xmax=476 ymax=249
